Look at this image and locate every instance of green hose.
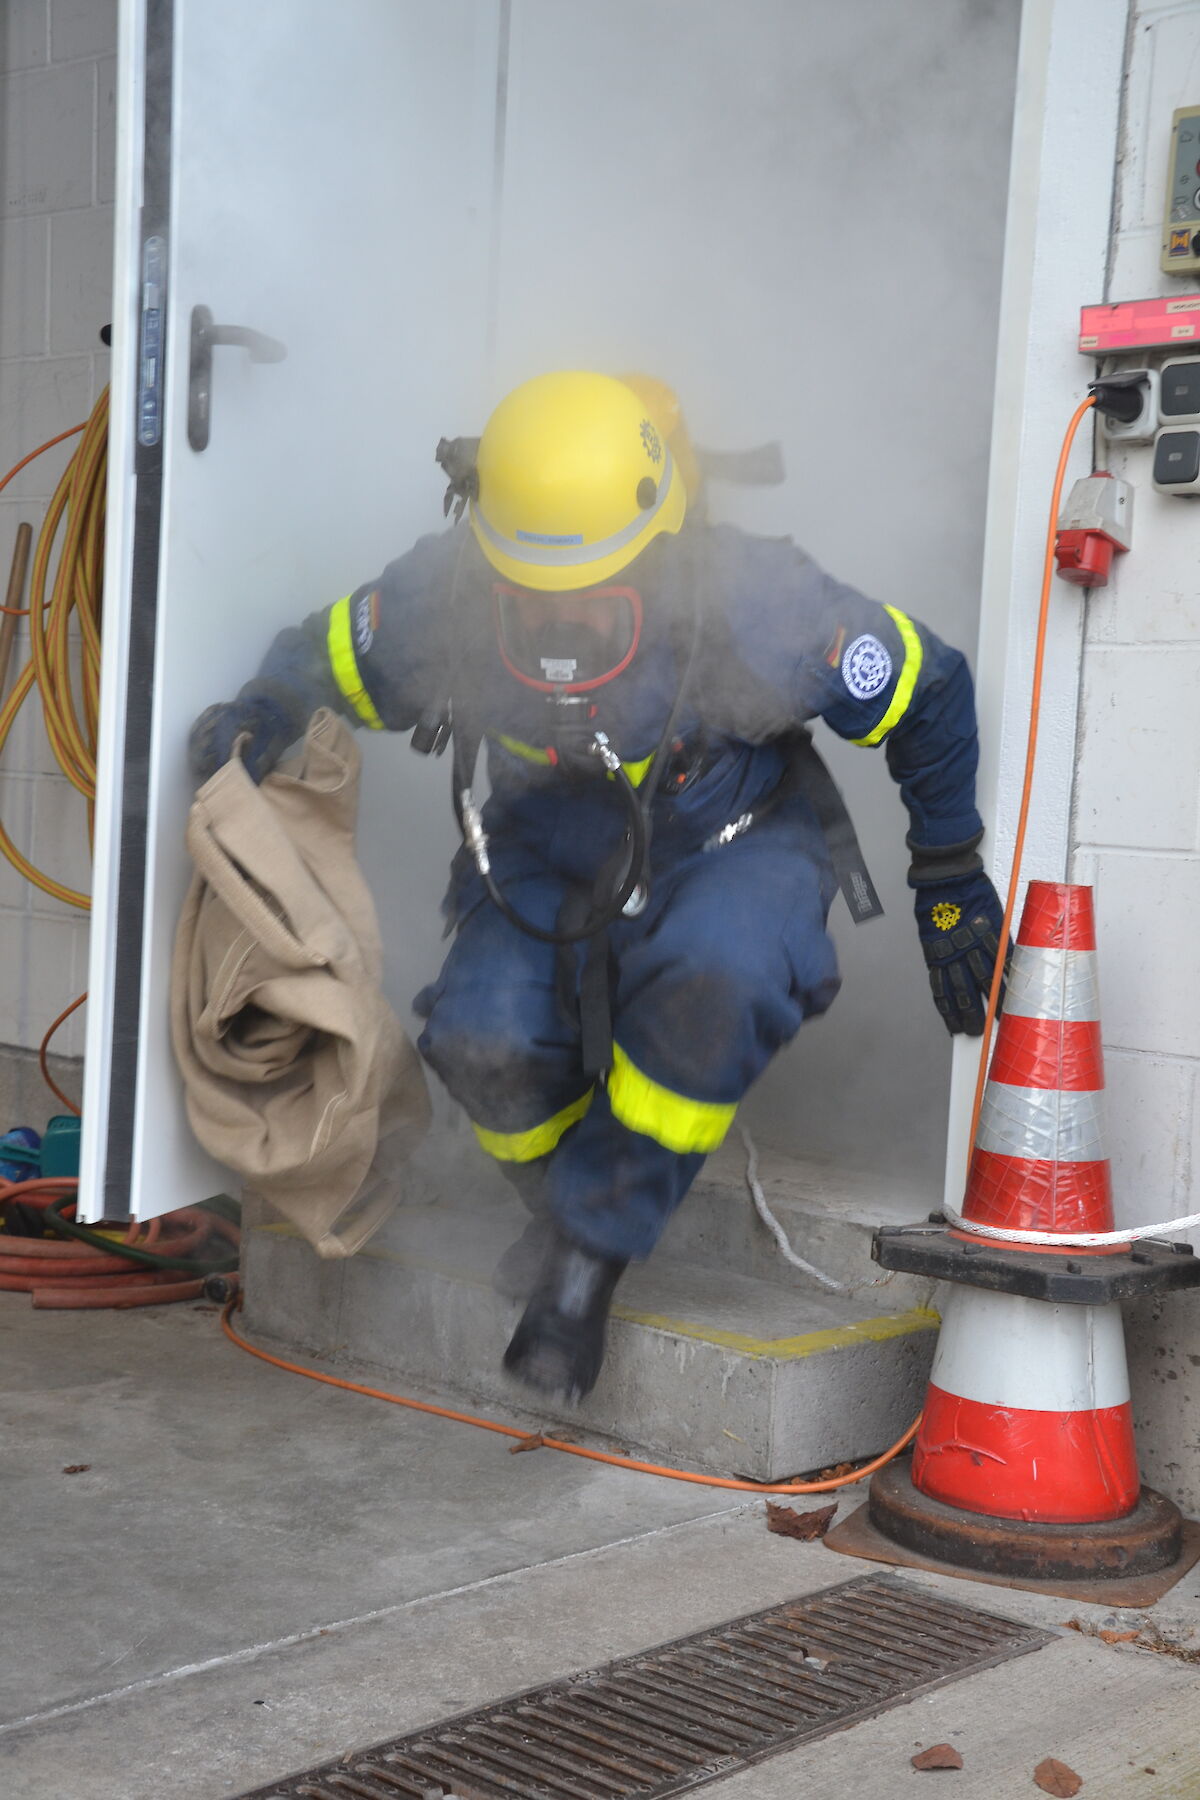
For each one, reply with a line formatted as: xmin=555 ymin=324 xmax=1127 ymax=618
xmin=44 ymin=1194 xmax=240 ymax=1275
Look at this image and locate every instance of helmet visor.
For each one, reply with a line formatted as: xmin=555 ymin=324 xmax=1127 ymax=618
xmin=493 ymin=583 xmax=643 ymax=692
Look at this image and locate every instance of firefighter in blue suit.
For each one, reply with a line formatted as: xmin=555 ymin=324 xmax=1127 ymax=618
xmin=190 ymin=371 xmax=1005 ymax=1403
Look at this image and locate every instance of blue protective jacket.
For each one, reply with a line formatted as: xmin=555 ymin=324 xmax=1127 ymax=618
xmin=249 ymin=521 xmax=982 ymax=894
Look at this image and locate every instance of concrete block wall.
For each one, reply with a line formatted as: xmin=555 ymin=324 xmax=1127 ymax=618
xmin=1071 ymin=0 xmax=1200 ymax=1240
xmin=1072 ymin=0 xmax=1200 ymax=1511
xmin=0 ymin=0 xmax=115 ymax=1081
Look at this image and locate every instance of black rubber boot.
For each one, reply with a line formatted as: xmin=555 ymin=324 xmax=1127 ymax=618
xmin=491 ymin=1215 xmax=554 ymax=1301
xmin=491 ymin=1154 xmax=554 ymax=1301
xmin=502 ymin=1225 xmax=628 ymax=1403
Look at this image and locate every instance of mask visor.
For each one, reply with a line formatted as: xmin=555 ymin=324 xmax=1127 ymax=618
xmin=494 ymin=584 xmax=643 ymax=692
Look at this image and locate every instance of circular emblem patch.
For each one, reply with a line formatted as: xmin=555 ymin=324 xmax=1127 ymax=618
xmin=841 ymin=633 xmax=892 ymax=701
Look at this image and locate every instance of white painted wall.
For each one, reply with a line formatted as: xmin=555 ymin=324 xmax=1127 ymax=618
xmin=0 ymin=0 xmax=115 ymax=1061
xmin=1071 ymin=0 xmax=1200 ymax=1240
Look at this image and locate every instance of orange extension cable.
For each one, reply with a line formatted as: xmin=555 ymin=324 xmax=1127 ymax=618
xmin=220 ymin=1300 xmax=920 ymax=1494
xmin=965 ymin=394 xmax=1096 ymax=1145
xmin=224 ymin=398 xmax=1094 ymax=1494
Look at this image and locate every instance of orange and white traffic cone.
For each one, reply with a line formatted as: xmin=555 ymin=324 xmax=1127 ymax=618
xmin=911 ymin=1285 xmax=1139 ymax=1524
xmin=962 ymin=881 xmax=1112 ymax=1241
xmin=827 ymin=882 xmax=1200 ymax=1601
xmin=915 ymin=882 xmax=1138 ymax=1523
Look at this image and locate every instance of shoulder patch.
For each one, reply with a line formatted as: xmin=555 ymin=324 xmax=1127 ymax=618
xmin=842 ymin=632 xmax=892 ymax=701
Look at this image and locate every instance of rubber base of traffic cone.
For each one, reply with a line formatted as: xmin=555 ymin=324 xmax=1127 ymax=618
xmin=824 ymin=1457 xmax=1200 ymax=1605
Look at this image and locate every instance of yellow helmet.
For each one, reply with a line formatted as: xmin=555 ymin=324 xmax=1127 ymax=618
xmin=470 ymin=371 xmax=687 ymax=593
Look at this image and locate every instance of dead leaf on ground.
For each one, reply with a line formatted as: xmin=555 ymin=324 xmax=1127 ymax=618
xmin=911 ymin=1743 xmax=964 ymax=1771
xmin=1033 ymin=1756 xmax=1083 ymax=1796
xmin=509 ymin=1434 xmax=544 ymax=1455
xmin=766 ymin=1501 xmax=837 ymax=1541
xmin=61 ymin=1464 xmax=90 ymax=1475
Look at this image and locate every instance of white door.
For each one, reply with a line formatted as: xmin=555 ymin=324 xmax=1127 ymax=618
xmin=82 ymin=0 xmax=504 ymax=1219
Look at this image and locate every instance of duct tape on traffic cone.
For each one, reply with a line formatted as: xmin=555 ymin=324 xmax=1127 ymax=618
xmin=826 ymin=1271 xmax=1193 ymax=1601
xmin=962 ymin=880 xmax=1114 ymax=1246
xmin=911 ymin=1285 xmax=1138 ymax=1522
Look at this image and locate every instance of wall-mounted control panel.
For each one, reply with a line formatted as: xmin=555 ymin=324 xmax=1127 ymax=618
xmin=1153 ymin=357 xmax=1200 ymax=489
xmin=1162 ymin=106 xmax=1200 ymax=275
xmin=1159 ymin=356 xmax=1200 ymax=422
xmin=1153 ymin=429 xmax=1200 ymax=492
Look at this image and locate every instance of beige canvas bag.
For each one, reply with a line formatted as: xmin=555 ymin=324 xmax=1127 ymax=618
xmin=170 ymin=709 xmax=429 ymax=1256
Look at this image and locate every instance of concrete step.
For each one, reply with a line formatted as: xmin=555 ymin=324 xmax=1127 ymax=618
xmin=657 ymin=1133 xmax=937 ymax=1298
xmin=396 ymin=1119 xmax=939 ymax=1304
xmin=241 ymin=1179 xmax=939 ymax=1481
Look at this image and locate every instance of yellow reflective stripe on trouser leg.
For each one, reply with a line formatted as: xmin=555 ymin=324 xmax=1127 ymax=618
xmin=852 ymin=606 xmax=924 ymax=746
xmin=472 ymin=1089 xmax=594 ymax=1163
xmin=326 ymin=596 xmax=384 ymax=728
xmin=607 ymin=1044 xmax=736 ymax=1155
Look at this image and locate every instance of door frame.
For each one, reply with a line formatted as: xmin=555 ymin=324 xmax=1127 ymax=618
xmin=943 ymin=0 xmax=1130 ymax=1206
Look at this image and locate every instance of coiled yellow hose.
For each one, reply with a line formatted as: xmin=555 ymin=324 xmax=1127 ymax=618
xmin=0 ymin=388 xmax=108 ymax=910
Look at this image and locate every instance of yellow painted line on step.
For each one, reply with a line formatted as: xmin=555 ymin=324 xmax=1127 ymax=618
xmin=611 ymin=1305 xmax=940 ymax=1360
xmin=249 ymin=1226 xmax=940 ymax=1356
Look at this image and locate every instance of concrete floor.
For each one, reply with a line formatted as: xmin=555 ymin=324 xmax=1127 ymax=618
xmin=3 ymin=1298 xmax=1200 ymax=1800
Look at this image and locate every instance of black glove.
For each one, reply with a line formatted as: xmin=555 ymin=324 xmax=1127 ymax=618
xmin=188 ymin=686 xmax=305 ymax=785
xmin=909 ymin=836 xmax=1007 ymax=1037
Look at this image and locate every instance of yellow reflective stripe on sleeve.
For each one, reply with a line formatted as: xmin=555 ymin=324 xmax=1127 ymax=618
xmin=608 ymin=1044 xmax=736 ymax=1155
xmin=852 ymin=605 xmax=923 ymax=747
xmin=326 ymin=596 xmax=384 ymax=729
xmin=472 ymin=1088 xmax=594 ymax=1163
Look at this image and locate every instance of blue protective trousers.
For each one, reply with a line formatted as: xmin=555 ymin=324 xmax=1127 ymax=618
xmin=415 ymin=805 xmax=841 ymax=1262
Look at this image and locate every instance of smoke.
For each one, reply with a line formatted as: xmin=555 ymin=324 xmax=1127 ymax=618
xmin=160 ymin=0 xmax=1021 ymax=1224
xmin=439 ymin=0 xmax=1021 ymax=1185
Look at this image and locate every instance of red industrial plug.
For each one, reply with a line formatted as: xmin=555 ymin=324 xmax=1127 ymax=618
xmin=1054 ymin=472 xmax=1133 ymax=587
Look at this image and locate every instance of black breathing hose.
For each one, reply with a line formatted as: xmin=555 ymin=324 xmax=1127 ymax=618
xmin=443 ymin=524 xmax=704 ymax=948
xmin=456 ymin=733 xmax=649 ymax=945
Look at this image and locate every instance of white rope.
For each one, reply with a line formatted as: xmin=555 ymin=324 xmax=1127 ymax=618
xmin=741 ymin=1127 xmax=894 ymax=1293
xmin=942 ymin=1202 xmax=1200 ymax=1249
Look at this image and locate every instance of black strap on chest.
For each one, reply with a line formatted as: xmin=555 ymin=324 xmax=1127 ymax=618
xmin=783 ymin=732 xmax=884 ymax=925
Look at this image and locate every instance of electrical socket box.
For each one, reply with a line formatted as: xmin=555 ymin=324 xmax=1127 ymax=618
xmin=1097 ymin=368 xmax=1159 ymax=443
xmin=1163 ymin=106 xmax=1200 ymax=275
xmin=1159 ymin=356 xmax=1200 ymax=424
xmin=1153 ymin=428 xmax=1200 ymax=492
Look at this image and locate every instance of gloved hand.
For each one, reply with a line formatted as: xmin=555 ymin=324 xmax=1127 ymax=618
xmin=188 ymin=688 xmax=304 ymax=785
xmin=909 ymin=839 xmax=1007 ymax=1037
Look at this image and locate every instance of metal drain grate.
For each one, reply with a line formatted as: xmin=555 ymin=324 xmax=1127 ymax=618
xmin=239 ymin=1574 xmax=1050 ymax=1799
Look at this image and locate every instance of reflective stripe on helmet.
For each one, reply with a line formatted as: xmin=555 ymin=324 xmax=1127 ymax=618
xmin=472 ymin=1088 xmax=594 ymax=1162
xmin=608 ymin=1043 xmax=736 ymax=1154
xmin=473 ymin=448 xmax=677 ymax=573
xmin=852 ymin=606 xmax=924 ymax=746
xmin=326 ymin=596 xmax=384 ymax=729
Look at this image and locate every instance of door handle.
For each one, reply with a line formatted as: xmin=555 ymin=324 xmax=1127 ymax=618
xmin=187 ymin=304 xmax=287 ymax=451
